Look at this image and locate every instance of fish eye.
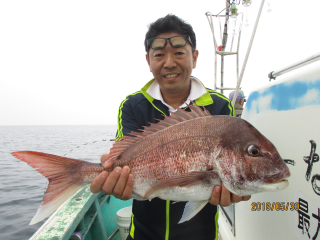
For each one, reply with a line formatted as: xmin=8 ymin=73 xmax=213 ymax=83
xmin=248 ymin=145 xmax=260 ymax=157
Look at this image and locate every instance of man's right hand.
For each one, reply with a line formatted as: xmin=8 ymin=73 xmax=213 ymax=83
xmin=90 ymin=153 xmax=134 ymax=200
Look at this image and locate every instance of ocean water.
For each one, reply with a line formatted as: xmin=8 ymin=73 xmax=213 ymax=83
xmin=0 ymin=125 xmax=117 ymax=240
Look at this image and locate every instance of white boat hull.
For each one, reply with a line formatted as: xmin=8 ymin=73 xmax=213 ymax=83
xmin=219 ymin=60 xmax=320 ymax=240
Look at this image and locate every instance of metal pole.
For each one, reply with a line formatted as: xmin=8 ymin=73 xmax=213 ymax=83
xmin=232 ymin=0 xmax=266 ymax=105
xmin=108 ymin=228 xmax=119 ymax=240
xmin=230 ymin=17 xmax=237 ymax=52
xmin=221 ymin=0 xmax=230 ymax=94
xmin=268 ymin=52 xmax=320 ymax=80
xmin=206 ymin=12 xmax=219 ymax=90
xmin=236 ymin=13 xmax=243 ymax=81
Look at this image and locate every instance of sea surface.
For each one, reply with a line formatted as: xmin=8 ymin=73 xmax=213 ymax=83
xmin=0 ymin=125 xmax=117 ymax=240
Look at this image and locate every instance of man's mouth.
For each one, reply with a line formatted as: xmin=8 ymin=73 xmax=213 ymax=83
xmin=164 ymin=73 xmax=179 ymax=78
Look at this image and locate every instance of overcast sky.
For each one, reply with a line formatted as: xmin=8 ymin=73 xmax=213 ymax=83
xmin=1 ymin=0 xmax=319 ymax=125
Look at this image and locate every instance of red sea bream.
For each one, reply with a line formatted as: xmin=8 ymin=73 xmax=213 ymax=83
xmin=12 ymin=104 xmax=290 ymax=225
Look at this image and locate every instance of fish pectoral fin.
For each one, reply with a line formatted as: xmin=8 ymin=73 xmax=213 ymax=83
xmin=144 ymin=171 xmax=215 ymax=199
xmin=178 ymin=201 xmax=208 ymax=224
xmin=132 ymin=192 xmax=146 ymax=201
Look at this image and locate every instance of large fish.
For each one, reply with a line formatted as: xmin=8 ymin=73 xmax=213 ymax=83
xmin=12 ymin=104 xmax=290 ymax=225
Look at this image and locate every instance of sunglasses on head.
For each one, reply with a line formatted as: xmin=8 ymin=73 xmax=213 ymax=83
xmin=147 ymin=35 xmax=193 ymax=50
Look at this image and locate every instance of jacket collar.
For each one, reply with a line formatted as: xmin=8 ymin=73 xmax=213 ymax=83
xmin=140 ymin=77 xmax=213 ymax=109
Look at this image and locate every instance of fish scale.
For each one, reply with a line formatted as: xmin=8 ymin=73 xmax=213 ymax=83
xmin=12 ymin=103 xmax=290 ymax=225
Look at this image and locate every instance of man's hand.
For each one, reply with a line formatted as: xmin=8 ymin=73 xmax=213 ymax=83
xmin=90 ymin=153 xmax=134 ymax=200
xmin=209 ymin=184 xmax=251 ymax=206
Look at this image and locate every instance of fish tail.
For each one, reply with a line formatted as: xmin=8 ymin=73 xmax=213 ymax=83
xmin=12 ymin=151 xmax=103 ymax=225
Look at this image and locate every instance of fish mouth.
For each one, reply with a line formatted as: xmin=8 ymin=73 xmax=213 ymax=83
xmin=263 ymin=172 xmax=283 ymax=182
xmin=260 ymin=179 xmax=289 ymax=192
xmin=262 ymin=167 xmax=291 ymax=184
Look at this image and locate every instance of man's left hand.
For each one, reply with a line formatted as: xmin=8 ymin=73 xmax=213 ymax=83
xmin=209 ymin=184 xmax=251 ymax=206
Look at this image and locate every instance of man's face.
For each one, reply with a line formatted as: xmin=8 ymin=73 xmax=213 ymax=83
xmin=146 ymin=32 xmax=198 ymax=95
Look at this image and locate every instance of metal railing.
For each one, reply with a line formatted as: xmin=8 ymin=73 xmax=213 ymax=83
xmin=206 ymin=0 xmax=266 ymax=106
xmin=269 ymin=52 xmax=320 ymax=81
xmin=205 ymin=11 xmax=243 ymax=94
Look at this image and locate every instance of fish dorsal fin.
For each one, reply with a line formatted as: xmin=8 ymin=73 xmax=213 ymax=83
xmin=107 ymin=102 xmax=211 ymax=164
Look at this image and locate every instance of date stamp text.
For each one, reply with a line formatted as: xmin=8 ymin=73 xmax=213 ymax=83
xmin=251 ymin=202 xmax=300 ymax=211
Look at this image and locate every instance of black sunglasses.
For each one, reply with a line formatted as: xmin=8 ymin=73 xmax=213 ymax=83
xmin=147 ymin=35 xmax=193 ymax=50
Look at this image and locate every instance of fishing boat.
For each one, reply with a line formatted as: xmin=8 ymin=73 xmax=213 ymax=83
xmin=30 ymin=187 xmax=132 ymax=240
xmin=29 ymin=1 xmax=320 ymax=240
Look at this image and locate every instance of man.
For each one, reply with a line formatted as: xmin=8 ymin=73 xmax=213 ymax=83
xmin=91 ymin=14 xmax=250 ymax=240
xmin=229 ymin=90 xmax=246 ymax=117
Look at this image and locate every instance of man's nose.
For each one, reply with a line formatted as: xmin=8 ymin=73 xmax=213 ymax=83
xmin=163 ymin=53 xmax=176 ymax=68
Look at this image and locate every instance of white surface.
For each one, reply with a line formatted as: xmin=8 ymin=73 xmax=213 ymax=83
xmin=219 ymin=60 xmax=320 ymax=240
xmin=117 ymin=206 xmax=132 ymax=240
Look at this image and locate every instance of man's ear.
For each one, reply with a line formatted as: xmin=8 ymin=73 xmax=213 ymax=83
xmin=146 ymin=54 xmax=152 ymax=72
xmin=192 ymin=50 xmax=199 ymax=69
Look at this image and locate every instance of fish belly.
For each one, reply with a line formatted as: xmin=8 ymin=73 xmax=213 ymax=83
xmin=132 ymin=179 xmax=221 ymax=202
xmin=154 ymin=184 xmax=215 ymax=201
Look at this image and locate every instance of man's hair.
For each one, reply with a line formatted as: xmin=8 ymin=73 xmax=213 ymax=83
xmin=144 ymin=14 xmax=196 ymax=54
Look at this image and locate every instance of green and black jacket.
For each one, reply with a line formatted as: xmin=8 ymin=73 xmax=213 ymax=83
xmin=115 ymin=78 xmax=235 ymax=240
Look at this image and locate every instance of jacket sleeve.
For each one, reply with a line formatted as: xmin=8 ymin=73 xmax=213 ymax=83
xmin=220 ymin=99 xmax=235 ymax=117
xmin=115 ymin=98 xmax=142 ymax=141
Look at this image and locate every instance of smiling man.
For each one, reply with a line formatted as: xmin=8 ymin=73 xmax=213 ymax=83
xmin=91 ymin=14 xmax=250 ymax=240
xmin=146 ymin=33 xmax=198 ymax=110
